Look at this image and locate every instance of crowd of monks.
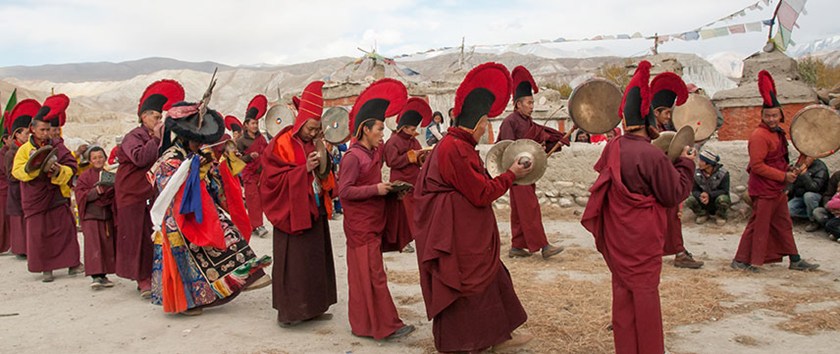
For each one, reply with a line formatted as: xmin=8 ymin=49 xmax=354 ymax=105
xmin=0 ymin=59 xmax=823 ymax=353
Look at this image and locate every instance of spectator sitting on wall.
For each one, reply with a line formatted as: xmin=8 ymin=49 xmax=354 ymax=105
xmin=812 ymin=171 xmax=840 ymax=238
xmin=788 ymin=157 xmax=829 ymax=232
xmin=685 ymin=149 xmax=731 ymax=225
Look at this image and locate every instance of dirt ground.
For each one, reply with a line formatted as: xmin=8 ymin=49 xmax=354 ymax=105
xmin=2 ymin=209 xmax=839 ymax=354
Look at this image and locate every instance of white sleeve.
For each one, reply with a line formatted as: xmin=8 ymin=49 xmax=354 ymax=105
xmin=150 ymin=156 xmax=193 ymax=232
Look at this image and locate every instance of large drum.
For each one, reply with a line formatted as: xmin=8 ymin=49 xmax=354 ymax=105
xmin=790 ymin=105 xmax=840 ymax=158
xmin=264 ymin=104 xmax=295 ymax=137
xmin=671 ymin=93 xmax=718 ymax=142
xmin=322 ymin=107 xmax=351 ymax=144
xmin=568 ymin=78 xmax=623 ymax=134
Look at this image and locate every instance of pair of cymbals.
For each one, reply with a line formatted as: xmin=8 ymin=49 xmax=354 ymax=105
xmin=24 ymin=146 xmax=59 ymax=175
xmin=652 ymin=126 xmax=695 ymax=161
xmin=485 ymin=139 xmax=548 ymax=185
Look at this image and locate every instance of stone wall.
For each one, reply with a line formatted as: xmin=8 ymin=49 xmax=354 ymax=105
xmin=476 ymin=140 xmax=840 ymax=213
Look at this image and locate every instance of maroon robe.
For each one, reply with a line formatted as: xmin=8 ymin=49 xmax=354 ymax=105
xmin=735 ymin=123 xmax=798 ymax=265
xmin=581 ymin=134 xmax=694 ymax=354
xmin=75 ymin=167 xmax=116 ymax=276
xmin=238 ymin=131 xmax=268 ymax=231
xmin=0 ymin=145 xmax=10 ymax=253
xmin=338 ymin=142 xmax=404 ymax=339
xmin=114 ymin=126 xmax=157 ymax=282
xmin=382 ymin=130 xmax=421 ymax=252
xmin=657 ymin=123 xmax=687 ymax=256
xmin=414 ymin=128 xmax=527 ymax=352
xmin=498 ymin=111 xmax=569 ymax=251
xmin=260 ymin=127 xmax=337 ymax=323
xmin=5 ymin=144 xmax=26 ymax=256
xmin=21 ymin=139 xmax=81 ymax=273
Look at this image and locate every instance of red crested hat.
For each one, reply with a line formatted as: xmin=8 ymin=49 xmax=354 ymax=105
xmin=620 ymin=60 xmax=652 ymax=131
xmin=453 ymin=62 xmax=511 ymax=130
xmin=396 ymin=97 xmax=432 ymax=130
xmin=349 ymin=79 xmax=407 ymax=138
xmin=138 ymin=79 xmax=184 ymax=116
xmin=293 ymin=81 xmax=325 ymax=133
xmin=224 ymin=115 xmax=243 ymax=132
xmin=650 ymin=72 xmax=688 ymax=109
xmin=34 ymin=94 xmax=70 ymax=127
xmin=244 ymin=94 xmax=268 ymax=121
xmin=758 ymin=70 xmax=780 ymax=109
xmin=511 ymin=65 xmax=538 ymax=101
xmin=7 ymin=99 xmax=41 ymax=133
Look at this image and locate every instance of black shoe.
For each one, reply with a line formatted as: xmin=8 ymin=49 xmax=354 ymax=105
xmin=386 ymin=325 xmax=415 ymax=340
xmin=789 ymin=259 xmax=820 ymax=271
xmin=730 ymin=260 xmax=749 ymax=270
xmin=805 ymin=222 xmax=821 ymax=232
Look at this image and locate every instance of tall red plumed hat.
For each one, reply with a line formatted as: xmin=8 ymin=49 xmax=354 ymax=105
xmin=453 ymin=62 xmax=511 ymax=129
xmin=7 ymin=99 xmax=41 ymax=133
xmin=396 ymin=97 xmax=432 ymax=130
xmin=33 ymin=94 xmax=70 ymax=127
xmin=650 ymin=72 xmax=688 ymax=110
xmin=349 ymin=79 xmax=407 ymax=138
xmin=619 ymin=61 xmax=652 ymax=131
xmin=138 ymin=79 xmax=185 ymax=116
xmin=244 ymin=94 xmax=268 ymax=122
xmin=293 ymin=81 xmax=325 ymax=133
xmin=511 ymin=65 xmax=538 ymax=101
xmin=758 ymin=70 xmax=780 ymax=109
xmin=224 ymin=115 xmax=243 ymax=132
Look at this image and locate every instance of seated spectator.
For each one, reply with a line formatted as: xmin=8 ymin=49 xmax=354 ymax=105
xmin=813 ymin=171 xmax=840 ymax=237
xmin=788 ymin=157 xmax=828 ymax=232
xmin=816 ymin=182 xmax=840 ymax=241
xmin=685 ymin=149 xmax=731 ymax=225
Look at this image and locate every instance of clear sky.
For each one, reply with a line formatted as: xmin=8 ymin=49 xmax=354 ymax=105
xmin=0 ymin=0 xmax=836 ymax=67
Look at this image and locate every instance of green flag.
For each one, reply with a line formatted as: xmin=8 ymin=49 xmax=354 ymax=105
xmin=1 ymin=89 xmax=17 ymax=145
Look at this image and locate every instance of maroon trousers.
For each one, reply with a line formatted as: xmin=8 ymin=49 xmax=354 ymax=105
xmin=662 ymin=207 xmax=685 ymax=256
xmin=115 ymin=201 xmax=153 ymax=281
xmin=26 ymin=204 xmax=81 ymax=272
xmin=9 ymin=215 xmax=26 ymax=256
xmin=601 ymin=244 xmax=664 ymax=354
xmin=509 ymin=184 xmax=548 ymax=252
xmin=244 ymin=178 xmax=263 ymax=231
xmin=346 ymin=240 xmax=404 ymax=339
xmin=432 ymin=265 xmax=527 ymax=353
xmin=0 ymin=201 xmax=9 ymax=253
xmin=735 ymin=193 xmax=798 ymax=266
xmin=82 ymin=219 xmax=116 ymax=276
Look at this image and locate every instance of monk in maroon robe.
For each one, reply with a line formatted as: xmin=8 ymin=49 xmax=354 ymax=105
xmin=237 ymin=94 xmax=269 ymax=239
xmin=582 ymin=61 xmax=695 ymax=354
xmin=0 ymin=138 xmax=11 ymax=254
xmin=260 ymin=81 xmax=337 ymax=326
xmin=5 ymin=100 xmax=38 ymax=259
xmin=650 ymin=71 xmax=704 ymax=269
xmin=75 ymin=147 xmax=117 ymax=289
xmin=339 ymin=79 xmax=414 ymax=340
xmin=382 ymin=97 xmax=432 ymax=253
xmin=415 ymin=63 xmax=534 ymax=352
xmin=13 ymin=96 xmax=82 ymax=282
xmin=498 ymin=66 xmax=568 ymax=259
xmin=116 ymin=79 xmax=184 ymax=297
xmin=732 ymin=70 xmax=819 ymax=272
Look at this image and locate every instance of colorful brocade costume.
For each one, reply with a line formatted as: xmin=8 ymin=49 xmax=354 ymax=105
xmin=149 ymin=143 xmax=271 ymax=313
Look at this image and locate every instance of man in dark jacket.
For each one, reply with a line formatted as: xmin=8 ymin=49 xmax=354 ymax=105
xmin=812 ymin=170 xmax=840 ymax=234
xmin=788 ymin=158 xmax=828 ymax=232
xmin=685 ymin=149 xmax=731 ymax=225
